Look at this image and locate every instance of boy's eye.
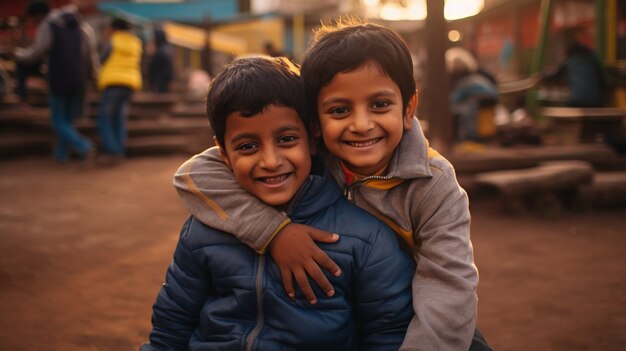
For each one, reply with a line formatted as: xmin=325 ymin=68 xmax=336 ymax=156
xmin=278 ymin=135 xmax=299 ymax=144
xmin=328 ymin=106 xmax=350 ymax=117
xmin=235 ymin=142 xmax=258 ymax=152
xmin=371 ymin=100 xmax=391 ymax=110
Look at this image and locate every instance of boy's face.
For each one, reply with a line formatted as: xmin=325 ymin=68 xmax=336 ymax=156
xmin=316 ymin=61 xmax=416 ymax=176
xmin=218 ymin=105 xmax=311 ymax=208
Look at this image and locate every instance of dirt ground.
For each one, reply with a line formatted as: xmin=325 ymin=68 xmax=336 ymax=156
xmin=0 ymin=155 xmax=625 ymax=351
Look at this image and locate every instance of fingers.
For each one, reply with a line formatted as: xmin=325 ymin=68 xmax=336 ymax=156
xmin=314 ymin=250 xmax=342 ymax=278
xmin=304 ymin=260 xmax=335 ymax=299
xmin=280 ymin=269 xmax=295 ymax=300
xmin=269 ymin=223 xmax=341 ymax=304
xmin=293 ymin=268 xmax=317 ymax=305
xmin=308 ymin=229 xmax=341 ymax=276
xmin=309 ymin=228 xmax=339 ymax=244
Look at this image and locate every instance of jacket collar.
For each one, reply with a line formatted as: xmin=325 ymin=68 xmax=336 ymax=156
xmin=287 ymin=176 xmax=342 ymax=223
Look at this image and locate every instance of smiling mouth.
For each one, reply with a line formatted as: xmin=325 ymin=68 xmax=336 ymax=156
xmin=257 ymin=173 xmax=291 ymax=185
xmin=344 ymin=138 xmax=382 ymax=147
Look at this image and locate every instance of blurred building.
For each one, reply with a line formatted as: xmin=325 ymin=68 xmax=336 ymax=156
xmin=2 ymin=0 xmax=624 ymax=95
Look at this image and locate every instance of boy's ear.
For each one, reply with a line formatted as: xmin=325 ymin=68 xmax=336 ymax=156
xmin=403 ymin=91 xmax=418 ymax=130
xmin=213 ymin=136 xmax=232 ymax=169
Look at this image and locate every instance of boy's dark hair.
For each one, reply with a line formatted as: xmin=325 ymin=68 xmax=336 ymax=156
xmin=111 ymin=18 xmax=130 ymax=30
xmin=26 ymin=0 xmax=50 ymax=17
xmin=301 ymin=19 xmax=416 ymax=119
xmin=207 ymin=55 xmax=308 ymax=148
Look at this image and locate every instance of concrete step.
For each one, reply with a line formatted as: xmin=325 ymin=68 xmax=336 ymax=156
xmin=450 ymin=143 xmax=626 ymax=174
xmin=0 ymin=134 xmax=51 ymax=158
xmin=468 ymin=161 xmax=626 ymax=212
xmin=0 ymin=132 xmax=211 ymax=158
xmin=579 ymin=171 xmax=626 ymax=208
xmin=0 ymin=105 xmax=212 ymax=158
xmin=0 ymin=108 xmax=211 ymax=135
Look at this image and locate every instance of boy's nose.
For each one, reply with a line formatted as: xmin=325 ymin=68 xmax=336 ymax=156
xmin=349 ymin=112 xmax=374 ymax=134
xmin=259 ymin=147 xmax=283 ymax=170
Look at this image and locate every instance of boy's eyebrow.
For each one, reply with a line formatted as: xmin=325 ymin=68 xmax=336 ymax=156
xmin=319 ymin=89 xmax=398 ymax=107
xmin=273 ymin=124 xmax=305 ymax=135
xmin=229 ymin=123 xmax=305 ymax=144
xmin=230 ymin=132 xmax=258 ymax=144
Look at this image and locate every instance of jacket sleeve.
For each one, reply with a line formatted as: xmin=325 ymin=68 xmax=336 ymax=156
xmin=14 ymin=21 xmax=52 ymax=65
xmin=355 ymin=222 xmax=415 ymax=350
xmin=400 ymin=167 xmax=478 ymax=351
xmin=142 ymin=218 xmax=213 ymax=350
xmin=81 ymin=22 xmax=100 ymax=81
xmin=172 ymin=147 xmax=291 ymax=253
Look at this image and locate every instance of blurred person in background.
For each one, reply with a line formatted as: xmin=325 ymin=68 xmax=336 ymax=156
xmin=14 ymin=0 xmax=49 ymax=108
xmin=14 ymin=0 xmax=99 ymax=164
xmin=541 ymin=39 xmax=606 ymax=108
xmin=147 ymin=26 xmax=173 ymax=93
xmin=447 ymin=47 xmax=499 ymax=143
xmin=96 ymin=17 xmax=142 ymax=163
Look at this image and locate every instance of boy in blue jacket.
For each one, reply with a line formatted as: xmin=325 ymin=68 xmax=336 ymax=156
xmin=141 ymin=56 xmax=414 ymax=350
xmin=173 ymin=20 xmax=490 ymax=350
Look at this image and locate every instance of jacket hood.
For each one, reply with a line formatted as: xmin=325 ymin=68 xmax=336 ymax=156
xmin=385 ymin=117 xmax=432 ymax=179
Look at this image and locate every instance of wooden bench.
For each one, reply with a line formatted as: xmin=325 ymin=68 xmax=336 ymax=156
xmin=540 ymin=107 xmax=626 ymax=144
xmin=474 ymin=160 xmax=594 ymax=212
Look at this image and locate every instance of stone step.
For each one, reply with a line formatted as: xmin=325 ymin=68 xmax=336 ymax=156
xmin=0 ymin=105 xmax=212 ymax=158
xmin=0 ymin=108 xmax=211 ymax=135
xmin=579 ymin=171 xmax=626 ymax=208
xmin=474 ymin=160 xmax=595 ymax=197
xmin=0 ymin=134 xmax=51 ymax=158
xmin=450 ymin=143 xmax=626 ymax=174
xmin=0 ymin=132 xmax=211 ymax=158
xmin=470 ymin=161 xmax=626 ymax=212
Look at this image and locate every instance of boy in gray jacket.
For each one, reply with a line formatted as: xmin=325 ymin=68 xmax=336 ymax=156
xmin=174 ymin=20 xmax=489 ymax=351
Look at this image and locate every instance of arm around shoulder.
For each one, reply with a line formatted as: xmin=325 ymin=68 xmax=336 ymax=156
xmin=173 ymin=147 xmax=289 ymax=253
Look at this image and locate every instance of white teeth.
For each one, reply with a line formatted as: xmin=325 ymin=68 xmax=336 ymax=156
xmin=347 ymin=138 xmax=380 ymax=147
xmin=261 ymin=174 xmax=288 ymax=184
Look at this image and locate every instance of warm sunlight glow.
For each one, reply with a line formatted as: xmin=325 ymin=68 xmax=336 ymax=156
xmin=361 ymin=0 xmax=483 ymax=21
xmin=363 ymin=0 xmax=427 ymax=21
xmin=444 ymin=0 xmax=484 ymax=20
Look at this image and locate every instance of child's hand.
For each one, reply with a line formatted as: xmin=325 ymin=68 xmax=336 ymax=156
xmin=269 ymin=223 xmax=341 ymax=304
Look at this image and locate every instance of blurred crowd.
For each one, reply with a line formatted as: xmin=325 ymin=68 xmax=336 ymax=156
xmin=0 ymin=0 xmax=622 ymax=164
xmin=0 ymin=0 xmax=175 ymax=166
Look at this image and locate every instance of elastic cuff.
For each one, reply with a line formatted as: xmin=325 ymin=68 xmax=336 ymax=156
xmin=257 ymin=218 xmax=292 ymax=254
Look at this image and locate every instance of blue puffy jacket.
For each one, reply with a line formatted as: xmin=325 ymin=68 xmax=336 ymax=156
xmin=142 ymin=175 xmax=415 ymax=350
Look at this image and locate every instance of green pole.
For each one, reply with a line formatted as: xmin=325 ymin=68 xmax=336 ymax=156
xmin=526 ymin=0 xmax=554 ymax=114
xmin=595 ymin=0 xmax=605 ymax=61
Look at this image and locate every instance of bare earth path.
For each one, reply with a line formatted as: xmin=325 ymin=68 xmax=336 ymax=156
xmin=0 ymin=156 xmax=625 ymax=351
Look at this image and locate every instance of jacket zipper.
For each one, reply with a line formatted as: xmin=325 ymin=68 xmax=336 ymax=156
xmin=344 ymin=175 xmax=394 ymax=202
xmin=245 ymin=255 xmax=266 ymax=351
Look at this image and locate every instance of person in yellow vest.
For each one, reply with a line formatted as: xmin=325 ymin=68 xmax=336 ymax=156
xmin=96 ymin=17 xmax=142 ymax=162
